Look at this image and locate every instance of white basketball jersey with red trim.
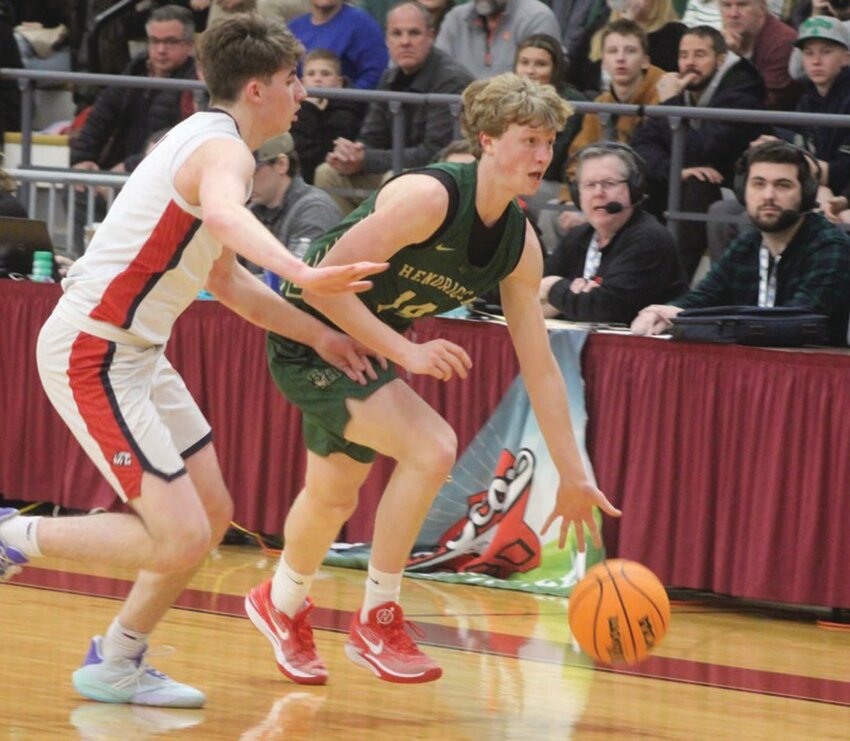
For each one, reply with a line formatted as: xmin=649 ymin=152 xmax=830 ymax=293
xmin=59 ymin=110 xmax=247 ymax=346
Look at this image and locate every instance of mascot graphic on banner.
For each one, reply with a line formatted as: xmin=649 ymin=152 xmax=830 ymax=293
xmin=407 ymin=448 xmax=541 ymax=578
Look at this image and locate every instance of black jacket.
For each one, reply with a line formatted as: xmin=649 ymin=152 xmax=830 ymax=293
xmin=796 ymin=67 xmax=850 ymax=194
xmin=290 ymin=86 xmax=365 ymax=184
xmin=71 ymin=54 xmax=197 ymax=172
xmin=545 ymin=208 xmax=688 ymax=323
xmin=630 ymin=57 xmax=768 ymax=182
xmin=359 ymin=47 xmax=473 ymax=173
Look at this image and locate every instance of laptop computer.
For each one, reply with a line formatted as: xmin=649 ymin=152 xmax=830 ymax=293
xmin=0 ymin=216 xmax=55 ymax=278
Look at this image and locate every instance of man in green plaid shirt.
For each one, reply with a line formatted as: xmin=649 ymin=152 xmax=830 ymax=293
xmin=631 ymin=140 xmax=850 ymax=344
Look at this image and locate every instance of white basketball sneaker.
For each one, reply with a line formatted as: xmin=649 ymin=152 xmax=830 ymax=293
xmin=72 ymin=636 xmax=206 ymax=708
xmin=0 ymin=508 xmax=28 ymax=581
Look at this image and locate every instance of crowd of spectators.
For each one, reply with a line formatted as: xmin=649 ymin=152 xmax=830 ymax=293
xmin=3 ymin=0 xmax=850 ymax=340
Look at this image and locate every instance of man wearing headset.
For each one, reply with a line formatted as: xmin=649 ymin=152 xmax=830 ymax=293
xmin=632 ymin=139 xmax=850 ymax=344
xmin=539 ymin=142 xmax=687 ymax=324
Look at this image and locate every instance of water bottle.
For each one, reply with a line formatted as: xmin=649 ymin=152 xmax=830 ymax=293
xmin=30 ymin=251 xmax=54 ymax=283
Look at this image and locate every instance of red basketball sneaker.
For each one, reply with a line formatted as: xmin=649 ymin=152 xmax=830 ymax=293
xmin=344 ymin=602 xmax=442 ymax=684
xmin=245 ymin=580 xmax=328 ymax=685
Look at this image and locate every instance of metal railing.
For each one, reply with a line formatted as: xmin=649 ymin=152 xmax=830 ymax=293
xmin=5 ymin=168 xmax=125 ymax=255
xmin=3 ymin=66 xmax=850 ymax=251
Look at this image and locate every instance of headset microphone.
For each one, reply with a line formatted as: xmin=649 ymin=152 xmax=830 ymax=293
xmin=598 ymin=193 xmax=649 ymax=214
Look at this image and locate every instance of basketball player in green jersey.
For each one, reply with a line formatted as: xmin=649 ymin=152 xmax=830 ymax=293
xmin=246 ymin=73 xmax=622 ymax=685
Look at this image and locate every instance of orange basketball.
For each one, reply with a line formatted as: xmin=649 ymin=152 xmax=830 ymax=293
xmin=568 ymin=559 xmax=670 ymax=665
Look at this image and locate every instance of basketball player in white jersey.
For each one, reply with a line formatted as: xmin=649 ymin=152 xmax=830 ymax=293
xmin=0 ymin=14 xmax=386 ymax=708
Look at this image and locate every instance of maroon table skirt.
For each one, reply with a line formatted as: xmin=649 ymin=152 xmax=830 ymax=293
xmin=2 ymin=281 xmax=847 ymax=608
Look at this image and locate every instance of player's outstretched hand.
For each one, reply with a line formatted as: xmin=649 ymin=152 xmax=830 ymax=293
xmin=541 ymin=480 xmax=622 ymax=553
xmin=401 ymin=339 xmax=472 ymax=381
xmin=314 ymin=330 xmax=388 ymax=385
xmin=298 ymin=262 xmax=389 ymax=296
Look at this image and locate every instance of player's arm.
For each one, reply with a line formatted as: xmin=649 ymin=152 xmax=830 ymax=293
xmin=500 ymin=222 xmax=621 ymax=550
xmin=303 ymin=174 xmax=472 ymax=381
xmin=206 ymin=249 xmax=382 ymax=384
xmin=174 ymin=137 xmax=387 ymax=296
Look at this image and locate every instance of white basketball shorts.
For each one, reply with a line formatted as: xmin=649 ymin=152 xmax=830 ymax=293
xmin=36 ymin=312 xmax=212 ymax=501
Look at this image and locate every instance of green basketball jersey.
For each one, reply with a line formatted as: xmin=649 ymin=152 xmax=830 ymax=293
xmin=270 ymin=161 xmax=527 ymax=347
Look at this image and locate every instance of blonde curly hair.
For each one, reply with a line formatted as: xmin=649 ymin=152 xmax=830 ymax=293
xmin=460 ymin=73 xmax=572 ymax=158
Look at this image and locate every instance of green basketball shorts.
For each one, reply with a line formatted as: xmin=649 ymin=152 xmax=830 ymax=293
xmin=266 ymin=335 xmax=397 ymax=463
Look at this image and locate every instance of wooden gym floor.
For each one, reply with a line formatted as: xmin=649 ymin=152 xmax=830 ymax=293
xmin=1 ymin=545 xmax=848 ymax=740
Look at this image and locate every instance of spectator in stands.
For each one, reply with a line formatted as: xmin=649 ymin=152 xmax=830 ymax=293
xmin=568 ymin=20 xmax=664 ymax=171
xmin=545 ymin=19 xmax=663 ymax=248
xmin=708 ymin=15 xmax=850 ymax=256
xmin=514 ymin=34 xmax=586 ymax=218
xmin=0 ymin=0 xmax=22 ymax=146
xmin=720 ymin=0 xmax=801 ymax=109
xmin=632 ymin=140 xmax=850 ymax=344
xmin=289 ymin=48 xmax=365 ymax=184
xmin=789 ymin=0 xmax=850 ymax=78
xmin=289 ymin=0 xmax=388 ymax=90
xmin=69 ymin=5 xmax=197 ymax=253
xmin=71 ymin=5 xmax=196 ymax=177
xmin=540 ymin=142 xmax=687 ymax=323
xmin=434 ymin=0 xmax=561 ymax=79
xmin=630 ymin=25 xmax=768 ymax=279
xmin=569 ymin=0 xmax=685 ymax=95
xmin=250 ymin=133 xmax=343 ymax=268
xmin=315 ymin=1 xmax=472 ymax=213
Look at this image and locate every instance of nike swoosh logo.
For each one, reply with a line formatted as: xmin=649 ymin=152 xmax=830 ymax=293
xmin=273 ymin=622 xmax=290 ymax=641
xmin=435 ymin=245 xmax=454 ymax=252
xmin=357 ymin=627 xmax=383 ymax=655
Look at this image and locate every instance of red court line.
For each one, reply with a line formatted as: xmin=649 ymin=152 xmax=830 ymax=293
xmin=7 ymin=567 xmax=850 ymax=707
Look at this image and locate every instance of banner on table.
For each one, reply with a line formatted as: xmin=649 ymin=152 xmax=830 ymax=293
xmin=325 ymin=328 xmax=604 ymax=596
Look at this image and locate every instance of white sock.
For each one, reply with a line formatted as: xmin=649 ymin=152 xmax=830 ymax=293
xmin=102 ymin=617 xmax=150 ymax=660
xmin=271 ymin=555 xmax=315 ymax=619
xmin=0 ymin=514 xmax=42 ymax=558
xmin=361 ymin=563 xmax=402 ymax=622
